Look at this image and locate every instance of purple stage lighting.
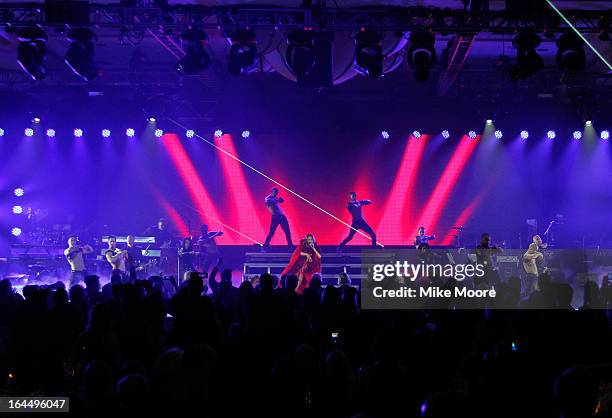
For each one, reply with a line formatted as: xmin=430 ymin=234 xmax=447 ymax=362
xmin=547 ymin=130 xmax=556 ymax=139
xmin=46 ymin=129 xmax=55 ymax=138
xmin=186 ymin=130 xmax=195 ymax=138
xmin=601 ymin=130 xmax=609 ymax=140
xmin=412 ymin=130 xmax=421 ymax=139
xmin=102 ymin=129 xmax=111 ymax=138
xmin=14 ymin=188 xmax=24 ymax=197
xmin=12 ymin=205 xmax=23 ymax=214
xmin=441 ymin=130 xmax=450 ymax=139
xmin=0 ymin=128 xmax=5 ymax=137
xmin=573 ymin=131 xmax=582 ymax=140
xmin=468 ymin=130 xmax=477 ymax=139
xmin=24 ymin=128 xmax=34 ymax=137
xmin=520 ymin=130 xmax=529 ymax=139
xmin=154 ymin=129 xmax=164 ymax=138
xmin=11 ymin=227 xmax=22 ymax=237
xmin=214 ymin=129 xmax=223 ymax=138
xmin=126 ymin=128 xmax=135 ymax=137
xmin=494 ymin=130 xmax=503 ymax=139
xmin=242 ymin=130 xmax=250 ymax=139
xmin=74 ymin=128 xmax=83 ymax=137
xmin=381 ymin=130 xmax=390 ymax=139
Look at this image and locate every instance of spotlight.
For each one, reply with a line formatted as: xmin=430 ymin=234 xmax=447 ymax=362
xmin=494 ymin=130 xmax=503 ymax=139
xmin=241 ymin=130 xmax=250 ymax=139
xmin=412 ymin=130 xmax=421 ymax=139
xmin=354 ymin=30 xmax=383 ymax=78
xmin=547 ymin=130 xmax=556 ymax=139
xmin=11 ymin=227 xmax=22 ymax=237
xmin=520 ymin=130 xmax=529 ymax=139
xmin=102 ymin=129 xmax=111 ymax=138
xmin=46 ymin=129 xmax=55 ymax=138
xmin=486 ymin=119 xmax=493 ymax=124
xmin=177 ymin=29 xmax=210 ymax=76
xmin=509 ymin=30 xmax=543 ymax=81
xmin=468 ymin=131 xmax=477 ymax=139
xmin=148 ymin=117 xmax=156 ymax=123
xmin=573 ymin=131 xmax=582 ymax=140
xmin=585 ymin=120 xmax=593 ymax=126
xmin=154 ymin=129 xmax=164 ymax=138
xmin=286 ymin=30 xmax=316 ymax=78
xmin=556 ymin=32 xmax=585 ymax=73
xmin=32 ymin=117 xmax=41 ymax=123
xmin=186 ymin=130 xmax=195 ymax=138
xmin=24 ymin=128 xmax=34 ymax=137
xmin=16 ymin=26 xmax=48 ymax=80
xmin=441 ymin=130 xmax=450 ymax=139
xmin=0 ymin=128 xmax=4 ymax=137
xmin=407 ymin=29 xmax=436 ymax=82
xmin=226 ymin=29 xmax=257 ymax=76
xmin=14 ymin=188 xmax=24 ymax=197
xmin=601 ymin=130 xmax=609 ymax=140
xmin=381 ymin=130 xmax=390 ymax=139
xmin=74 ymin=129 xmax=83 ymax=137
xmin=126 ymin=128 xmax=135 ymax=137
xmin=214 ymin=129 xmax=223 ymax=138
xmin=65 ymin=28 xmax=101 ymax=81
xmin=12 ymin=206 xmax=23 ymax=214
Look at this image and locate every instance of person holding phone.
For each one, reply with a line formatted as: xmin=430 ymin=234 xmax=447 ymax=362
xmin=281 ymin=233 xmax=321 ymax=294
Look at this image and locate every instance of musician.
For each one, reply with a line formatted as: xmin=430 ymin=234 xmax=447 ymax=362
xmin=414 ymin=226 xmax=436 ymax=249
xmin=105 ymin=235 xmax=127 ymax=275
xmin=338 ymin=192 xmax=377 ymax=250
xmin=179 ymin=237 xmax=199 ymax=273
xmin=523 ymin=234 xmax=547 ymax=292
xmin=262 ymin=187 xmax=293 ymax=248
xmin=475 ymin=233 xmax=502 ymax=288
xmin=125 ymin=235 xmax=143 ymax=281
xmin=144 ymin=218 xmax=176 ymax=249
xmin=64 ymin=236 xmax=93 ymax=287
xmin=198 ymin=224 xmax=223 ymax=273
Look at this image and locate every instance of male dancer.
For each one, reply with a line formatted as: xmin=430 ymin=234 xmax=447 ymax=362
xmin=105 ymin=235 xmax=128 ymax=276
xmin=338 ymin=191 xmax=377 ymax=250
xmin=262 ymin=187 xmax=293 ymax=248
xmin=64 ymin=236 xmax=94 ymax=287
xmin=125 ymin=235 xmax=143 ymax=282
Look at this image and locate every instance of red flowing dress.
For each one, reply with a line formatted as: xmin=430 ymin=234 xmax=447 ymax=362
xmin=281 ymin=240 xmax=322 ymax=294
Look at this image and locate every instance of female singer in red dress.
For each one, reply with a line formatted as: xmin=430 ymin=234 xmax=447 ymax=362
xmin=281 ymin=233 xmax=321 ymax=294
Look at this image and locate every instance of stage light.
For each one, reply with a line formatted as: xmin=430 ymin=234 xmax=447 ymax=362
xmin=547 ymin=130 xmax=556 ymax=139
xmin=381 ymin=130 xmax=390 ymax=139
xmin=74 ymin=128 xmax=83 ymax=137
xmin=186 ymin=130 xmax=195 ymax=138
xmin=214 ymin=129 xmax=223 ymax=138
xmin=32 ymin=117 xmax=41 ymax=123
xmin=486 ymin=119 xmax=493 ymax=124
xmin=601 ymin=130 xmax=609 ymax=140
xmin=468 ymin=131 xmax=477 ymax=139
xmin=11 ymin=227 xmax=22 ymax=237
xmin=16 ymin=26 xmax=48 ymax=81
xmin=354 ymin=30 xmax=383 ymax=78
xmin=226 ymin=29 xmax=257 ymax=76
xmin=286 ymin=30 xmax=316 ymax=79
xmin=46 ymin=129 xmax=55 ymax=138
xmin=24 ymin=128 xmax=34 ymax=137
xmin=0 ymin=128 xmax=4 ymax=137
xmin=520 ymin=130 xmax=529 ymax=139
xmin=177 ymin=29 xmax=210 ymax=76
xmin=102 ymin=129 xmax=111 ymax=138
xmin=573 ymin=131 xmax=582 ymax=140
xmin=148 ymin=117 xmax=156 ymax=123
xmin=241 ymin=130 xmax=250 ymax=138
xmin=494 ymin=130 xmax=503 ymax=139
xmin=556 ymin=32 xmax=586 ymax=73
xmin=412 ymin=130 xmax=421 ymax=139
xmin=154 ymin=129 xmax=164 ymax=138
xmin=14 ymin=188 xmax=24 ymax=197
xmin=65 ymin=28 xmax=101 ymax=81
xmin=585 ymin=120 xmax=593 ymax=126
xmin=12 ymin=206 xmax=23 ymax=214
xmin=126 ymin=128 xmax=135 ymax=137
xmin=407 ymin=29 xmax=436 ymax=81
xmin=441 ymin=130 xmax=450 ymax=139
xmin=509 ymin=30 xmax=543 ymax=80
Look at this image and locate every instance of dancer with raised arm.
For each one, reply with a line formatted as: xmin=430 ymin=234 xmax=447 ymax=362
xmin=262 ymin=187 xmax=293 ymax=249
xmin=338 ymin=191 xmax=377 ymax=251
xmin=64 ymin=236 xmax=94 ymax=287
xmin=281 ymin=233 xmax=321 ymax=294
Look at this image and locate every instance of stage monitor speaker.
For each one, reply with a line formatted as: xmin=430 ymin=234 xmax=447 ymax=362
xmin=297 ymin=32 xmax=333 ymax=88
xmin=45 ymin=0 xmax=90 ymax=25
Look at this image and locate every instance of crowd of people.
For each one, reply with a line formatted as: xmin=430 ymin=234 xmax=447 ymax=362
xmin=1 ymin=264 xmax=612 ymax=417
